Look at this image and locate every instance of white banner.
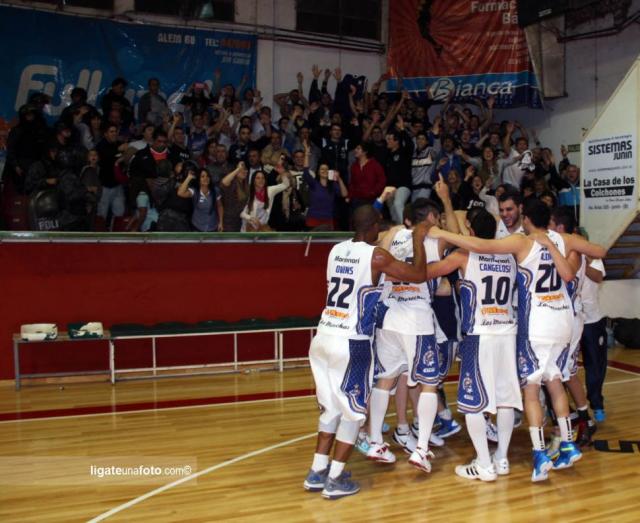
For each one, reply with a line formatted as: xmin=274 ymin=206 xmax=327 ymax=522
xmin=583 ymin=132 xmax=637 ymax=213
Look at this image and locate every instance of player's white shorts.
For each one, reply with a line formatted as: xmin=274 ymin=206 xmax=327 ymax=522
xmin=309 ymin=333 xmax=373 ymax=425
xmin=457 ymin=334 xmax=522 ymax=414
xmin=562 ymin=315 xmax=584 ymax=380
xmin=374 ymin=329 xmax=439 ymax=387
xmin=517 ymin=336 xmax=571 ymax=386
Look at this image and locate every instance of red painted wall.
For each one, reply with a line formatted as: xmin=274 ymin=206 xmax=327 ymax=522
xmin=0 ymin=241 xmax=334 ymax=380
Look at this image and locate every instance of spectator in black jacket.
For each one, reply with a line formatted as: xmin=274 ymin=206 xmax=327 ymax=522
xmin=320 ymin=124 xmax=351 ymax=183
xmin=129 ymin=128 xmax=170 ymax=207
xmin=100 ymin=77 xmax=133 ymax=128
xmin=384 ymin=126 xmax=413 ymax=223
xmin=95 ymin=123 xmax=128 ymax=225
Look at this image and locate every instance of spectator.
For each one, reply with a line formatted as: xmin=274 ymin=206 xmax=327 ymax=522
xmin=411 ymin=130 xmax=440 ymax=201
xmin=100 ymin=77 xmax=133 ymax=128
xmin=502 ymin=120 xmax=530 ymax=189
xmin=177 ymin=167 xmax=223 ymax=232
xmin=240 ymin=168 xmax=290 ymax=232
xmin=206 ymin=144 xmax=231 ymax=186
xmin=79 ymin=149 xmax=101 ymax=224
xmin=349 ymin=142 xmax=386 ymax=209
xmin=385 ymin=126 xmax=413 ymax=223
xmin=261 ymin=130 xmax=289 ymax=168
xmin=95 ymin=123 xmax=128 ymax=225
xmin=219 ymin=162 xmax=250 ymax=232
xmin=303 ymin=144 xmax=348 ymax=230
xmin=269 ymin=169 xmax=306 ymax=231
xmin=556 ymin=164 xmax=581 ymax=223
xmin=138 ymin=78 xmax=169 ymax=127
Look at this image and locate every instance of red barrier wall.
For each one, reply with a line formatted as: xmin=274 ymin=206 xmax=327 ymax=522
xmin=0 ymin=241 xmax=334 ymax=380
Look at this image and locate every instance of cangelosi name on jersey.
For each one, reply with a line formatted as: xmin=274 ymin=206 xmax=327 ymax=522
xmin=478 ymin=255 xmax=512 ymax=273
xmin=334 ymin=255 xmax=360 ymax=264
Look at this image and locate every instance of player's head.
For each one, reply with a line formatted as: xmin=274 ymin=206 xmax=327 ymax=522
xmin=469 ymin=208 xmax=497 ymax=239
xmin=498 ymin=189 xmax=522 ymax=228
xmin=465 ymin=206 xmax=485 ymax=233
xmin=522 ymin=198 xmax=551 ymax=233
xmin=410 ymin=198 xmax=442 ymax=227
xmin=353 ymin=204 xmax=381 ymax=241
xmin=549 ymin=206 xmax=576 ymax=234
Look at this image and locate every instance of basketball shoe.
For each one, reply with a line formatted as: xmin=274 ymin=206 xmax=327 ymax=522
xmin=532 ymin=449 xmax=554 ymax=482
xmin=304 ymin=467 xmax=329 ymax=491
xmin=392 ymin=428 xmax=418 ymax=454
xmin=408 ymin=447 xmax=435 ymax=473
xmin=553 ymin=441 xmax=582 ymax=469
xmin=455 ymin=460 xmax=497 ymax=482
xmin=366 ymin=442 xmax=397 ymax=464
xmin=322 ymin=471 xmax=360 ymax=499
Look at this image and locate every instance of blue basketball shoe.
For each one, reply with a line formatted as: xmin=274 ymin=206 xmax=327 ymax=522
xmin=531 ymin=449 xmax=553 ymax=482
xmin=321 ymin=471 xmax=360 ymax=499
xmin=553 ymin=441 xmax=582 ymax=470
xmin=303 ymin=467 xmax=329 ymax=491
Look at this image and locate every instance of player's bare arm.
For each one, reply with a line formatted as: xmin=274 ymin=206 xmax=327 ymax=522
xmin=429 ymin=226 xmax=530 ymax=261
xmin=562 ymin=233 xmax=608 ymax=260
xmin=530 ymin=232 xmax=576 ymax=283
xmin=426 ymin=249 xmax=468 ymax=280
xmin=373 ymin=223 xmax=429 ymax=283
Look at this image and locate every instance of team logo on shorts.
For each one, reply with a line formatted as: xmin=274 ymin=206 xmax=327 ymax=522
xmin=518 ymin=354 xmax=529 ymax=374
xmin=422 ymin=350 xmax=436 ymax=368
xmin=462 ymin=373 xmax=473 ymax=395
xmin=347 ymin=384 xmax=362 ymax=405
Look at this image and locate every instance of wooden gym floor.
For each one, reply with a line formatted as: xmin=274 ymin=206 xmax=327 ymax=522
xmin=1 ymin=346 xmax=639 ymax=523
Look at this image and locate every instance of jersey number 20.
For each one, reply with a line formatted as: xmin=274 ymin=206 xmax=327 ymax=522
xmin=327 ymin=277 xmax=355 ymax=309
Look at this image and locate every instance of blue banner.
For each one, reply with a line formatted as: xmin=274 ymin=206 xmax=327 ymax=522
xmin=0 ymin=5 xmax=257 ymax=122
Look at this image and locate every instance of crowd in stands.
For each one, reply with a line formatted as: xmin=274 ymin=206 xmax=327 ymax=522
xmin=2 ymin=67 xmax=582 ymax=232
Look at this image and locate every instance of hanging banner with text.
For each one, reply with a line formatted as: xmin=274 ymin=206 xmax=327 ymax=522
xmin=583 ymin=133 xmax=637 ymax=213
xmin=0 ymin=5 xmax=257 ymax=123
xmin=387 ymin=0 xmax=541 ymax=107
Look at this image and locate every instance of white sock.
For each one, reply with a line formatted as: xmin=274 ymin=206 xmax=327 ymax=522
xmin=328 ymin=460 xmax=345 ymax=479
xmin=495 ymin=408 xmax=515 ymax=460
xmin=417 ymin=392 xmax=438 ymax=449
xmin=311 ymin=453 xmax=329 ymax=472
xmin=438 ymin=407 xmax=452 ymax=421
xmin=557 ymin=416 xmax=573 ymax=442
xmin=397 ymin=423 xmax=410 ymax=434
xmin=465 ymin=413 xmax=491 ymax=468
xmin=529 ymin=426 xmax=545 ymax=451
xmin=368 ymin=388 xmax=390 ymax=444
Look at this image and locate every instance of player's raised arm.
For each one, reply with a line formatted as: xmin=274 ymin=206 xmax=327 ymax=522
xmin=563 ymin=234 xmax=608 ymax=260
xmin=530 ymin=232 xmax=576 ymax=283
xmin=373 ymin=223 xmax=429 ymax=283
xmin=434 ymin=174 xmax=460 ymax=235
xmin=428 ymin=226 xmax=527 ymax=257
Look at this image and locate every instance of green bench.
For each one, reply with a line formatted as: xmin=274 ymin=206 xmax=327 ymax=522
xmin=108 ymin=316 xmax=319 ymax=383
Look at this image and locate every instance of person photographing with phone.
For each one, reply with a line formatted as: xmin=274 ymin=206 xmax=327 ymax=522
xmin=177 ymin=166 xmax=223 ymax=232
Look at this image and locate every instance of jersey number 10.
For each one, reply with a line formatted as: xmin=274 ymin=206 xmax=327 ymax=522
xmin=480 ymin=275 xmax=511 ymax=305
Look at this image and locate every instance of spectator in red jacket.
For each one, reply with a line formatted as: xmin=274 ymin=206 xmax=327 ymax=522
xmin=348 ymin=142 xmax=386 ymax=210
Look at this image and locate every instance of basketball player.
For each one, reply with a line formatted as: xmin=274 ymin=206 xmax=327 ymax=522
xmin=425 ymin=209 xmax=521 ymax=481
xmin=367 ymin=180 xmax=457 ymax=472
xmin=428 ymin=199 xmax=607 ymax=481
xmin=549 ymin=207 xmax=596 ymax=446
xmin=496 ymin=190 xmax=524 ymax=239
xmin=304 ymin=206 xmax=430 ymax=499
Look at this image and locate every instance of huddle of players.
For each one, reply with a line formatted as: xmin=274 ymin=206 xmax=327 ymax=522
xmin=303 ymin=182 xmax=607 ymax=499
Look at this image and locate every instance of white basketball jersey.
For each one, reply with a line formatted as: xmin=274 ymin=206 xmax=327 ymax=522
xmin=318 ymin=240 xmax=381 ymax=339
xmin=380 ymin=228 xmax=434 ymax=335
xmin=496 ymin=220 xmax=524 ymax=239
xmin=460 ymin=252 xmax=517 ymax=335
xmin=567 ymin=254 xmax=587 ymax=317
xmin=517 ymin=230 xmax=573 ymax=343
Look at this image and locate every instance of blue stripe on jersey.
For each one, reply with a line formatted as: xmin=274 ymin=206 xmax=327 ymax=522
xmin=516 ymin=268 xmax=533 ymax=339
xmin=356 ymin=285 xmax=382 ymax=336
xmin=516 ymin=336 xmax=539 ymax=387
xmin=459 ymin=280 xmax=477 ymax=335
xmin=340 ymin=338 xmax=372 ymax=414
xmin=567 ymin=276 xmax=579 ymax=314
xmin=375 ymin=301 xmax=389 ymax=330
xmin=555 ymin=344 xmax=571 ymax=374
